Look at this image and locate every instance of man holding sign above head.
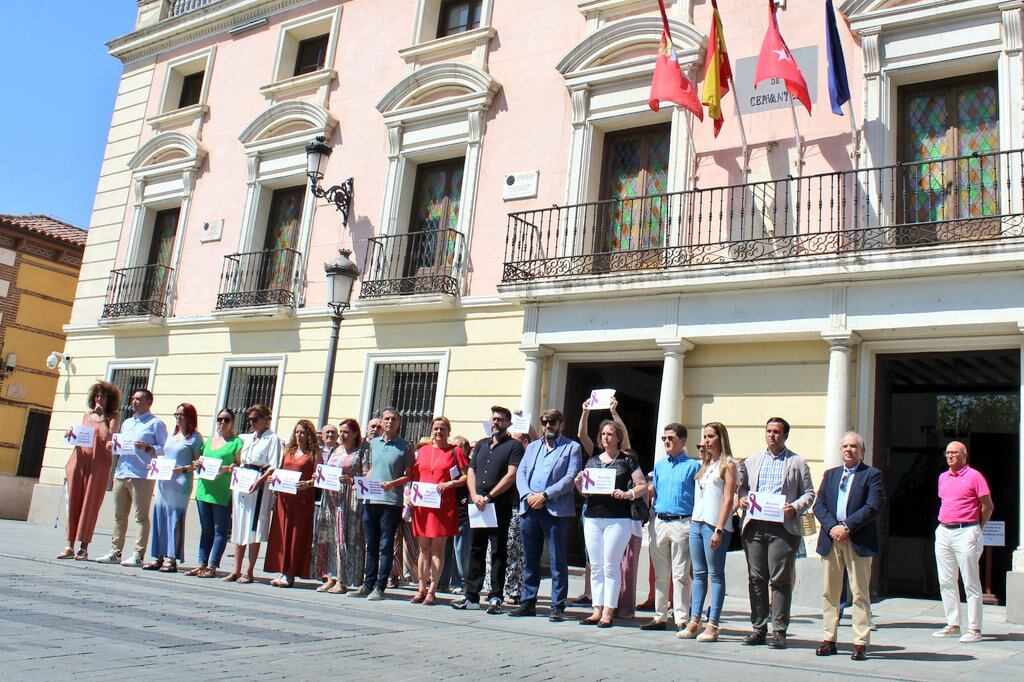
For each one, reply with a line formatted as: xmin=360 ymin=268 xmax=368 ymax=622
xmin=509 ymin=409 xmax=582 ymax=622
xmin=95 ymin=389 xmax=167 ymax=568
xmin=351 ymin=408 xmax=414 ymax=602
xmin=738 ymin=417 xmax=815 ymax=650
xmin=452 ymin=406 xmax=524 ymax=614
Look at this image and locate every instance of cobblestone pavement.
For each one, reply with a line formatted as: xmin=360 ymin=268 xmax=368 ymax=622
xmin=2 ymin=520 xmax=1023 ymax=680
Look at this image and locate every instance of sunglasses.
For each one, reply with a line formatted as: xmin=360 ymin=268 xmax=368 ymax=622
xmin=540 ymin=419 xmax=560 ymax=426
xmin=174 ymin=413 xmax=185 ymax=419
xmin=216 ymin=417 xmax=233 ymax=424
xmin=661 ymin=436 xmax=676 ymax=442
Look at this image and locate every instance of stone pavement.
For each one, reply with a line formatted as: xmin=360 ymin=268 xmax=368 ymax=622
xmin=2 ymin=520 xmax=1023 ymax=680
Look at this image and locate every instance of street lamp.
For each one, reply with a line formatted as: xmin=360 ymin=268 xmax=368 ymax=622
xmin=305 ymin=136 xmax=354 ymax=224
xmin=317 ymin=249 xmax=360 ymax=430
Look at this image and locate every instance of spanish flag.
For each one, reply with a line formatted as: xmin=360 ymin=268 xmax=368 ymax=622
xmin=701 ymin=0 xmax=733 ymax=137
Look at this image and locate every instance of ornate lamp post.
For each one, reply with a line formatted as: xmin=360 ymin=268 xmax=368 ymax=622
xmin=305 ymin=135 xmax=354 ymax=224
xmin=317 ymin=249 xmax=360 ymax=430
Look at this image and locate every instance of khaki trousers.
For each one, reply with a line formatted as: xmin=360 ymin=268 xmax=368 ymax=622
xmin=111 ymin=477 xmax=155 ymax=556
xmin=822 ymin=541 xmax=872 ymax=645
xmin=650 ymin=516 xmax=691 ymax=624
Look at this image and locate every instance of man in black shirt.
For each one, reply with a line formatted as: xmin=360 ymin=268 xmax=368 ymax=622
xmin=452 ymin=405 xmax=524 ymax=614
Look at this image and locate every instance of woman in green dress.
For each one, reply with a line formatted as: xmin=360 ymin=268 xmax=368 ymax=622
xmin=186 ymin=408 xmax=243 ymax=578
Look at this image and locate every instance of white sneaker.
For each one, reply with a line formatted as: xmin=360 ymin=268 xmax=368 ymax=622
xmin=120 ymin=552 xmax=143 ymax=567
xmin=958 ymin=629 xmax=982 ymax=643
xmin=932 ymin=625 xmax=961 ymax=638
xmin=94 ymin=552 xmax=120 ymax=564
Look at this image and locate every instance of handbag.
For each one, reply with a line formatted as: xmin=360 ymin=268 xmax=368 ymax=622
xmin=800 ymin=510 xmax=818 ymax=537
xmin=630 ymin=494 xmax=650 ymax=523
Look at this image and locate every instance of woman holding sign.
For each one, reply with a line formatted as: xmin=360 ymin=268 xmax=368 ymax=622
xmin=682 ymin=422 xmax=738 ymax=642
xmin=59 ymin=381 xmax=121 ymax=561
xmin=185 ymin=408 xmax=243 ymax=578
xmin=410 ymin=416 xmax=468 ymax=605
xmin=265 ymin=419 xmax=318 ymax=587
xmin=225 ymin=404 xmax=281 ymax=584
xmin=312 ymin=418 xmax=368 ymax=593
xmin=145 ymin=403 xmax=203 ymax=572
xmin=574 ymin=419 xmax=647 ymax=628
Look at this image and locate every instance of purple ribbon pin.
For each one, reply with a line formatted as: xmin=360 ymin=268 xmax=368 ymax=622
xmin=411 ymin=484 xmax=423 ymax=502
xmin=315 ymin=466 xmax=325 ymax=483
xmin=231 ymin=470 xmax=239 ymax=484
xmin=581 ymin=470 xmax=596 ymax=489
xmin=147 ymin=460 xmax=159 ymax=476
xmin=357 ymin=479 xmax=369 ymax=494
xmin=749 ymin=493 xmax=763 ymax=513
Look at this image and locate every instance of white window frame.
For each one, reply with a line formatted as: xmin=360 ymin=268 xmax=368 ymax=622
xmin=401 ymin=0 xmax=496 ymax=72
xmin=148 ymin=46 xmax=216 ymax=136
xmin=105 ymin=359 xmax=158 ymax=391
xmin=261 ymin=6 xmax=341 ymax=106
xmin=358 ymin=349 xmax=450 ymax=428
xmin=213 ymin=355 xmax=288 ymax=435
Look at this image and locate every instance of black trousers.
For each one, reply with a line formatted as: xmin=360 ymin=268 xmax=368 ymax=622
xmin=465 ymin=504 xmax=514 ymax=603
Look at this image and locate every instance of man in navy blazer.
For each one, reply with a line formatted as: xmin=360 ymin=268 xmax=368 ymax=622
xmin=508 ymin=408 xmax=582 ymax=622
xmin=813 ymin=431 xmax=885 ymax=661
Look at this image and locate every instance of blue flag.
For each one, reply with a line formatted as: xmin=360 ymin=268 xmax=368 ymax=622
xmin=825 ymin=0 xmax=850 ymax=115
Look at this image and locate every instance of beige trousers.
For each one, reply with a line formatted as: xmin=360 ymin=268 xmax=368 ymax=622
xmin=822 ymin=541 xmax=873 ymax=645
xmin=650 ymin=516 xmax=691 ymax=624
xmin=111 ymin=477 xmax=155 ymax=556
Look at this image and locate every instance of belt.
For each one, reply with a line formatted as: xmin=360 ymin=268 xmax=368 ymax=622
xmin=941 ymin=521 xmax=978 ymax=529
xmin=243 ymin=464 xmax=270 ymax=532
xmin=656 ymin=513 xmax=691 ymax=522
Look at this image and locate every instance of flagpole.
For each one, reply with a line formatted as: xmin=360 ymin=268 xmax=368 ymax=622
xmin=728 ymin=80 xmax=749 ymax=182
xmin=845 ymin=102 xmax=860 ymax=169
xmin=787 ymin=95 xmax=803 ymax=176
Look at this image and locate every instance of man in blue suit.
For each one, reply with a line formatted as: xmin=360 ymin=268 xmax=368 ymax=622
xmin=508 ymin=408 xmax=582 ymax=621
xmin=812 ymin=431 xmax=885 ymax=661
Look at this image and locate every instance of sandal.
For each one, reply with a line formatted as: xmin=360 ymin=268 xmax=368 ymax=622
xmin=316 ymin=580 xmax=334 ymax=593
xmin=696 ymin=623 xmax=720 ymax=643
xmin=74 ymin=549 xmax=89 ymax=561
xmin=328 ymin=583 xmax=346 ymax=594
xmin=280 ymin=576 xmax=294 ymax=588
xmin=199 ymin=567 xmax=217 ymax=578
xmin=424 ymin=592 xmax=437 ymax=606
xmin=222 ymin=573 xmax=241 ymax=582
xmin=677 ymin=618 xmax=702 ymax=640
xmin=159 ymin=561 xmax=177 ymax=573
xmin=236 ymin=575 xmax=253 ymax=584
xmin=410 ymin=591 xmax=427 ymax=604
xmin=142 ymin=560 xmax=163 ymax=571
xmin=184 ymin=567 xmax=203 ymax=577
xmin=57 ymin=547 xmax=74 ymax=559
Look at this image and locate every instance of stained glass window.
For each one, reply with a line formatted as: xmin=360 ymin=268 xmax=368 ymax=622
xmin=260 ymin=186 xmax=305 ymax=293
xmin=404 ymin=158 xmax=464 ymax=280
xmin=599 ymin=126 xmax=671 ymax=253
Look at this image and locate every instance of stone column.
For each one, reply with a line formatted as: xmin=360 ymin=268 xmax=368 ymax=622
xmin=655 ymin=340 xmax=694 ymax=463
xmin=822 ymin=331 xmax=860 ymax=469
xmin=1009 ymin=325 xmax=1024 ymax=624
xmin=519 ymin=345 xmax=551 ymax=430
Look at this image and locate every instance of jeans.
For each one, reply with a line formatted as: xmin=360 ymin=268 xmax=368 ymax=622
xmin=583 ymin=516 xmax=633 ymax=608
xmin=689 ymin=520 xmax=731 ymax=622
xmin=196 ymin=500 xmax=230 ymax=568
xmin=440 ymin=515 xmax=472 ymax=590
xmin=363 ymin=504 xmax=403 ymax=590
xmin=519 ymin=509 xmax=569 ymax=609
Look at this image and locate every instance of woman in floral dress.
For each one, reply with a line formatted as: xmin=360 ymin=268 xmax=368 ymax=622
xmin=312 ymin=418 xmax=368 ymax=593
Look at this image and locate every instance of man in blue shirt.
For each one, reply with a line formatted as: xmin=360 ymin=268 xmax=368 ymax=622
xmin=508 ymin=408 xmax=581 ymax=622
xmin=640 ymin=423 xmax=700 ymax=632
xmin=96 ymin=389 xmax=167 ymax=567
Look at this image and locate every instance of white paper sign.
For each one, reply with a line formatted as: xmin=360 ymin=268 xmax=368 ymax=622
xmin=581 ymin=467 xmax=617 ymax=495
xmin=67 ymin=425 xmax=95 ymax=446
xmin=315 ymin=464 xmax=343 ymax=492
xmin=269 ymin=469 xmax=301 ymax=495
xmin=146 ymin=457 xmax=176 ymax=481
xmin=586 ymin=389 xmax=616 ymax=410
xmin=510 ymin=412 xmax=532 ymax=433
xmin=230 ymin=468 xmax=260 ymax=493
xmin=110 ymin=434 xmax=138 ymax=456
xmin=983 ymin=520 xmax=1005 ymax=547
xmin=195 ymin=456 xmax=223 ymax=481
xmin=409 ymin=482 xmax=442 ymax=508
xmin=482 ymin=421 xmax=494 ymax=437
xmin=469 ymin=503 xmax=498 ymax=528
xmin=354 ymin=476 xmax=389 ymax=501
xmin=748 ymin=491 xmax=786 ymax=522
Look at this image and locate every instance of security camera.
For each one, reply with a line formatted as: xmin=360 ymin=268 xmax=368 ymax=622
xmin=47 ymin=351 xmax=70 ymax=370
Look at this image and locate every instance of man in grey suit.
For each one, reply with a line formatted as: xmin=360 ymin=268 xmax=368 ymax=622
xmin=737 ymin=417 xmax=815 ymax=649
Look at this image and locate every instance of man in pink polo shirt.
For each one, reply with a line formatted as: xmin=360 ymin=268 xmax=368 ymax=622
xmin=932 ymin=441 xmax=994 ymax=644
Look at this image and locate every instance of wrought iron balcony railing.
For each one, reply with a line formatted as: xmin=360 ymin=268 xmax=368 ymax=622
xmin=215 ymin=248 xmax=301 ymax=310
xmin=168 ymin=0 xmax=219 ymax=18
xmin=102 ymin=264 xmax=173 ymax=319
xmin=359 ymin=228 xmax=465 ymax=299
xmin=502 ymin=148 xmax=1024 ymax=284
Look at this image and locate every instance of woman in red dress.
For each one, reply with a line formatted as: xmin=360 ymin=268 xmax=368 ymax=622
xmin=59 ymin=381 xmax=120 ymax=561
xmin=411 ymin=416 xmax=468 ymax=604
xmin=265 ymin=419 xmax=317 ymax=587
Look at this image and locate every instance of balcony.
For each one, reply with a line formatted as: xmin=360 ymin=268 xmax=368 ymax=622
xmin=168 ymin=0 xmax=219 ymax=18
xmin=502 ymin=149 xmax=1024 ymax=289
xmin=101 ymin=264 xmax=173 ymax=321
xmin=359 ymin=229 xmax=465 ymax=305
xmin=215 ymin=248 xmax=301 ymax=313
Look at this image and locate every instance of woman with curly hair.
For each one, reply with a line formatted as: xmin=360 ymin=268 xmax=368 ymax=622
xmin=145 ymin=403 xmax=203 ymax=572
xmin=59 ymin=381 xmax=121 ymax=560
xmin=265 ymin=419 xmax=318 ymax=587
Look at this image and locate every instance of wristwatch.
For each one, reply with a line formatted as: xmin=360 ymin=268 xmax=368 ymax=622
xmin=542 ymin=492 xmax=549 ymax=501
xmin=713 ymin=528 xmax=724 ymax=536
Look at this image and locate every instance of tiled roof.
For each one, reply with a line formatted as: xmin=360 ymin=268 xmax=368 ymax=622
xmin=0 ymin=214 xmax=87 ymax=248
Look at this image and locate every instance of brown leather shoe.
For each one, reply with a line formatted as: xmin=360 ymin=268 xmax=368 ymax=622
xmin=815 ymin=640 xmax=838 ymax=656
xmin=851 ymin=645 xmax=867 ymax=661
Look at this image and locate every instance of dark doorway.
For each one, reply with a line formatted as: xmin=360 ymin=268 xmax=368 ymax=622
xmin=563 ymin=361 xmax=662 ymax=566
xmin=874 ymin=350 xmax=1019 ymax=604
xmin=17 ymin=411 xmax=51 ymax=478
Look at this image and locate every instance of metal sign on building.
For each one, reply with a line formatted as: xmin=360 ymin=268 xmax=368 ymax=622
xmin=733 ymin=45 xmax=819 ymax=115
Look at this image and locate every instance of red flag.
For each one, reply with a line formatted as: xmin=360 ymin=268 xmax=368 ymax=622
xmin=649 ymin=1 xmax=703 ymax=119
xmin=754 ymin=0 xmax=811 ymax=114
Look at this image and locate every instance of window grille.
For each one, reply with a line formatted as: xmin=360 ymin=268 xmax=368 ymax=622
xmin=369 ymin=362 xmax=439 ymax=443
xmin=224 ymin=365 xmax=279 ymax=431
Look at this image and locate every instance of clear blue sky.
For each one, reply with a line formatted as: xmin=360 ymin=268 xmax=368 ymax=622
xmin=0 ymin=2 xmax=137 ymax=228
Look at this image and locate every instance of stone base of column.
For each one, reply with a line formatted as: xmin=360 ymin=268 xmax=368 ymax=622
xmin=1006 ymin=570 xmax=1024 ymax=624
